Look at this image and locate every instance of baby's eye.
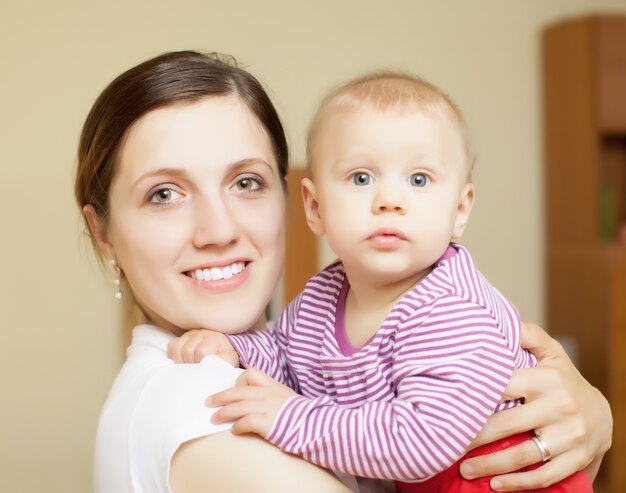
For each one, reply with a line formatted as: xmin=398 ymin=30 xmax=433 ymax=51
xmin=351 ymin=172 xmax=372 ymax=186
xmin=149 ymin=187 xmax=183 ymax=204
xmin=231 ymin=176 xmax=264 ymax=192
xmin=409 ymin=173 xmax=430 ymax=187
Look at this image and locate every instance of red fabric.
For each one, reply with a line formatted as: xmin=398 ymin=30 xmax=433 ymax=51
xmin=396 ymin=432 xmax=592 ymax=492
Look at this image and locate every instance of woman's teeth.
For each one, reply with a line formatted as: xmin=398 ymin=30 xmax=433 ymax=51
xmin=188 ymin=262 xmax=246 ymax=281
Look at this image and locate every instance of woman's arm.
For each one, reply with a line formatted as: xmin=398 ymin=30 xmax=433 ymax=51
xmin=170 ymin=431 xmax=352 ymax=493
xmin=460 ymin=323 xmax=612 ymax=491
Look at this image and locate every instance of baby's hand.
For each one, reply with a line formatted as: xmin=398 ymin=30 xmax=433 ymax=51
xmin=167 ymin=329 xmax=240 ymax=366
xmin=207 ymin=368 xmax=296 ymax=438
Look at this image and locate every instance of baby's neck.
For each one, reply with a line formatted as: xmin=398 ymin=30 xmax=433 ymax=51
xmin=342 ymin=267 xmax=431 ymax=349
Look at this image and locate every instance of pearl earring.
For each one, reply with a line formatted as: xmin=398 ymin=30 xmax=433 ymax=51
xmin=109 ymin=258 xmax=123 ymax=300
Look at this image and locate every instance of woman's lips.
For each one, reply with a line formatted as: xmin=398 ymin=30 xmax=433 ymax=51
xmin=186 ymin=261 xmax=247 ymax=281
xmin=183 ymin=261 xmax=251 ymax=292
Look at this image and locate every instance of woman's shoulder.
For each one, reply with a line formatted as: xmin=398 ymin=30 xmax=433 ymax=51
xmin=171 ymin=432 xmax=354 ymax=493
xmin=95 ymin=324 xmax=242 ymax=493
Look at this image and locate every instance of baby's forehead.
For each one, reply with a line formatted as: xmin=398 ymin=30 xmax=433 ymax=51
xmin=309 ymin=103 xmax=471 ymax=179
xmin=307 ymin=74 xmax=475 ymax=177
xmin=315 ymin=101 xmax=466 ymax=150
xmin=328 ymin=100 xmax=457 ymax=126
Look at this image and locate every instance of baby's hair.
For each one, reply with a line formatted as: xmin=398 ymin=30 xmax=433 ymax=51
xmin=306 ymin=72 xmax=476 ymax=180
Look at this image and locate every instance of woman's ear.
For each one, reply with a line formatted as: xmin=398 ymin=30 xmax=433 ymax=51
xmin=301 ymin=178 xmax=325 ymax=236
xmin=452 ymin=183 xmax=475 ymax=241
xmin=83 ymin=204 xmax=115 ymax=260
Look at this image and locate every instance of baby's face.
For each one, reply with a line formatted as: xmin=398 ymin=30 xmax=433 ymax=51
xmin=306 ymin=105 xmax=473 ymax=287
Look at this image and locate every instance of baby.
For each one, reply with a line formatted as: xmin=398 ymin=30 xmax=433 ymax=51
xmin=169 ymin=73 xmax=592 ymax=492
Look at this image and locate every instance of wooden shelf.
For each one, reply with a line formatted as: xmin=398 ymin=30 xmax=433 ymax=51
xmin=544 ymin=16 xmax=626 ymax=491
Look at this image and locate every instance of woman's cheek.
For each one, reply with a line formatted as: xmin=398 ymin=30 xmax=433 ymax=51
xmin=240 ymin=195 xmax=286 ymax=245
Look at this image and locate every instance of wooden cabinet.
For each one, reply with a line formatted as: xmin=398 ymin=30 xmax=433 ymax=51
xmin=543 ymin=16 xmax=626 ymax=492
xmin=284 ymin=167 xmax=318 ymax=306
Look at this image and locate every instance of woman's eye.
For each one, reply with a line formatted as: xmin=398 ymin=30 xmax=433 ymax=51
xmin=231 ymin=176 xmax=263 ymax=192
xmin=351 ymin=172 xmax=372 ymax=186
xmin=410 ymin=173 xmax=430 ymax=187
xmin=149 ymin=188 xmax=183 ymax=204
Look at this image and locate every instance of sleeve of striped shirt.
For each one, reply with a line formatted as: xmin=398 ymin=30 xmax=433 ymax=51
xmin=265 ymin=298 xmax=517 ymax=481
xmin=226 ymin=295 xmax=301 ymax=390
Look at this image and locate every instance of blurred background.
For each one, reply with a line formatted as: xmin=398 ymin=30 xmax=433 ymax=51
xmin=1 ymin=1 xmax=625 ymax=491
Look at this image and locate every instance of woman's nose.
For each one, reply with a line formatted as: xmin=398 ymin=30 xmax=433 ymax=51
xmin=372 ymin=182 xmax=407 ymax=215
xmin=192 ymin=193 xmax=240 ymax=249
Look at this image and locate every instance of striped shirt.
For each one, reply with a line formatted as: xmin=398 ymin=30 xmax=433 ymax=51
xmin=227 ymin=244 xmax=536 ymax=482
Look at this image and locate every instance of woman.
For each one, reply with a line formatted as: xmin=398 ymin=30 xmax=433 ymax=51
xmin=76 ymin=51 xmax=611 ymax=493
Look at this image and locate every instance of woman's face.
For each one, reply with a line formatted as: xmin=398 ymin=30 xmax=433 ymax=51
xmin=91 ymin=96 xmax=286 ymax=335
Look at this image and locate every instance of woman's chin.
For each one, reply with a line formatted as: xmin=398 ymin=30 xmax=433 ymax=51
xmin=181 ymin=308 xmax=267 ymax=335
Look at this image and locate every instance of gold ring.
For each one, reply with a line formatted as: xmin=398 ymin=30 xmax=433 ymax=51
xmin=531 ymin=434 xmax=552 ymax=462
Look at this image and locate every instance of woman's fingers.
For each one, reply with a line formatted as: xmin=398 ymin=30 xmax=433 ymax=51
xmin=519 ymin=322 xmax=565 ymax=361
xmin=471 ymin=321 xmax=611 ymax=488
xmin=462 ymin=440 xmax=540 ymax=479
xmin=464 ymin=430 xmax=570 ymax=479
xmin=499 ymin=365 xmax=566 ymax=402
xmin=470 ymin=399 xmax=558 ymax=447
xmin=463 ymin=435 xmax=588 ymax=491
xmin=487 ymin=452 xmax=587 ymax=491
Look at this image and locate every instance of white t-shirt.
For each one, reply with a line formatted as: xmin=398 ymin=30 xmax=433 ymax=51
xmin=94 ymin=324 xmax=241 ymax=493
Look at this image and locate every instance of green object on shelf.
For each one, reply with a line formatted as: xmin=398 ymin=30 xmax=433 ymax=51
xmin=599 ymin=184 xmax=615 ymax=241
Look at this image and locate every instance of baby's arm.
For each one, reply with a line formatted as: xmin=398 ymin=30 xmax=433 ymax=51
xmin=168 ymin=330 xmax=240 ymax=366
xmin=168 ymin=294 xmax=302 ymax=389
xmin=210 ymin=301 xmax=517 ymax=481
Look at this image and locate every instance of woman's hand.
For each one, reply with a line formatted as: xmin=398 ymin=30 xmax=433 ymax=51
xmin=460 ymin=322 xmax=612 ymax=491
xmin=167 ymin=329 xmax=240 ymax=366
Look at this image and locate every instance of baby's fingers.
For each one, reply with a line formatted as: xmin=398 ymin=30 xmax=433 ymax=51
xmin=180 ymin=337 xmax=204 ymax=364
xmin=207 ymin=386 xmax=261 ymax=408
xmin=167 ymin=336 xmax=187 ymax=363
xmin=168 ymin=330 xmax=237 ymax=364
xmin=231 ymin=414 xmax=270 ymax=436
xmin=211 ymin=400 xmax=260 ymax=424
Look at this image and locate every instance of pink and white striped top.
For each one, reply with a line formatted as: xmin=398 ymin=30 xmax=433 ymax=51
xmin=227 ymin=244 xmax=536 ymax=482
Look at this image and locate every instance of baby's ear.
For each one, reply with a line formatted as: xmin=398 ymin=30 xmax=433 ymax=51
xmin=452 ymin=184 xmax=475 ymax=240
xmin=301 ymin=177 xmax=325 ymax=235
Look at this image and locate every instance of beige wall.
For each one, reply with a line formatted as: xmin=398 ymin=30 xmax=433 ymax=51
xmin=2 ymin=1 xmax=625 ymax=491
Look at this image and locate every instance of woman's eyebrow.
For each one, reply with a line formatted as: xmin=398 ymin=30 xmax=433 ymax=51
xmin=131 ymin=159 xmax=274 ymax=190
xmin=227 ymin=158 xmax=275 ymax=175
xmin=131 ymin=167 xmax=190 ymax=191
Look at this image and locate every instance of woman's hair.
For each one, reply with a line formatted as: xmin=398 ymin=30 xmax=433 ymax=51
xmin=75 ymin=50 xmax=289 ymax=219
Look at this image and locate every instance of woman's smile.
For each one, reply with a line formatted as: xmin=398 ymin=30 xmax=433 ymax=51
xmin=185 ymin=260 xmax=248 ymax=281
xmin=184 ymin=260 xmax=252 ymax=292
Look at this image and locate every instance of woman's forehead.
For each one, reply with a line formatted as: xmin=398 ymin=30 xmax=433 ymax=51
xmin=116 ymin=96 xmax=276 ymax=183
